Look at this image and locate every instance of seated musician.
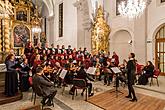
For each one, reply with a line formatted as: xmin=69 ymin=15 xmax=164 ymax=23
xmin=69 ymin=65 xmax=94 ymax=97
xmin=103 ymin=61 xmax=113 ymax=86
xmin=32 ymin=54 xmax=42 ymax=75
xmin=137 ymin=61 xmax=154 ymax=85
xmin=119 ymin=59 xmax=128 ymax=74
xmin=32 ymin=67 xmax=57 ymax=106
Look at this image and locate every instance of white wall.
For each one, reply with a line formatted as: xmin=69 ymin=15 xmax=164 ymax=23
xmin=44 ymin=0 xmax=165 ymax=65
xmin=147 ymin=0 xmax=165 ymax=64
xmin=46 ymin=0 xmax=77 ymax=48
xmin=53 ymin=0 xmax=77 ymax=47
xmin=110 ymin=30 xmax=132 ymax=63
xmin=103 ymin=0 xmax=165 ymax=64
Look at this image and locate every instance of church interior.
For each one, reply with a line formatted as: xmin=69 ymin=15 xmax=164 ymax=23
xmin=0 ymin=0 xmax=165 ymax=110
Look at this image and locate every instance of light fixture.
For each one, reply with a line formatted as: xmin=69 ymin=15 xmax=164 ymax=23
xmin=118 ymin=0 xmax=146 ymax=19
xmin=31 ymin=0 xmax=42 ymax=33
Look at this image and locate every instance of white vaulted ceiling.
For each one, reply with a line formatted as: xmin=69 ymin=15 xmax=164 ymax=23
xmin=32 ymin=0 xmax=54 ymax=17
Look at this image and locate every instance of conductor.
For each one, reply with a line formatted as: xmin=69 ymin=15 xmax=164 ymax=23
xmin=125 ymin=53 xmax=137 ymax=102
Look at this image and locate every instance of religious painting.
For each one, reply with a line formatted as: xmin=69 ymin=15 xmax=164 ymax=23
xmin=16 ymin=10 xmax=27 ymax=22
xmin=161 ymin=0 xmax=165 ymax=3
xmin=13 ymin=25 xmax=30 ymax=47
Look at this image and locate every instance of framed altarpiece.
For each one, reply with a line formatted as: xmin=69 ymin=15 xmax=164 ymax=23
xmin=0 ymin=0 xmax=43 ymax=62
xmin=11 ymin=1 xmax=32 ymax=56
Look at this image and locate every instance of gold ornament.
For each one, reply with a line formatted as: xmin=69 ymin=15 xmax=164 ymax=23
xmin=91 ymin=6 xmax=110 ymax=54
xmin=0 ymin=19 xmax=2 ymax=52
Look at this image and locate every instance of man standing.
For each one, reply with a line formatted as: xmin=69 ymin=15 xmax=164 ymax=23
xmin=125 ymin=53 xmax=137 ymax=102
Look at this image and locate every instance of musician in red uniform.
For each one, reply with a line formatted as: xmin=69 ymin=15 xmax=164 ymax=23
xmin=49 ymin=55 xmax=56 ymax=68
xmin=112 ymin=51 xmax=119 ymax=66
xmin=60 ymin=55 xmax=67 ymax=67
xmin=84 ymin=55 xmax=91 ymax=69
xmin=24 ymin=41 xmax=34 ymax=65
xmin=32 ymin=54 xmax=42 ymax=75
xmin=30 ymin=49 xmax=39 ymax=67
xmin=35 ymin=43 xmax=42 ymax=54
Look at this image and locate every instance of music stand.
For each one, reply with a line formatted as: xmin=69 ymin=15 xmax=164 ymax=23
xmin=110 ymin=67 xmax=123 ymax=97
xmin=86 ymin=67 xmax=96 ymax=75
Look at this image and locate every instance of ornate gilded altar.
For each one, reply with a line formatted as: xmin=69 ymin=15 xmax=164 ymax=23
xmin=91 ymin=6 xmax=110 ymax=54
xmin=0 ymin=0 xmax=42 ymax=62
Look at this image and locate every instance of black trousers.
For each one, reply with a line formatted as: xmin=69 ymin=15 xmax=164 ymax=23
xmin=127 ymin=81 xmax=136 ymax=99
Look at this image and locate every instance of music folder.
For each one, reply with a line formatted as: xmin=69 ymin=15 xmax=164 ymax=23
xmin=111 ymin=67 xmax=121 ymax=74
xmin=59 ymin=69 xmax=67 ymax=79
xmin=0 ymin=63 xmax=7 ymax=72
xmin=11 ymin=63 xmax=22 ymax=69
xmin=86 ymin=67 xmax=96 ymax=75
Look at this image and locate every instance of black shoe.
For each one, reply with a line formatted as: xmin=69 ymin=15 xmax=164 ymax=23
xmin=88 ymin=93 xmax=94 ymax=97
xmin=125 ymin=95 xmax=132 ymax=98
xmin=69 ymin=91 xmax=74 ymax=95
xmin=41 ymin=100 xmax=46 ymax=105
xmin=47 ymin=101 xmax=53 ymax=106
xmin=129 ymin=98 xmax=137 ymax=102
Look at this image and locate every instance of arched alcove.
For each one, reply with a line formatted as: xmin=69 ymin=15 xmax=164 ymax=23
xmin=155 ymin=24 xmax=165 ymax=74
xmin=111 ymin=30 xmax=132 ymax=63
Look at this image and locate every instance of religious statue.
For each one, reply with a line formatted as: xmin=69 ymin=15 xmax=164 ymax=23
xmin=91 ymin=6 xmax=110 ymax=54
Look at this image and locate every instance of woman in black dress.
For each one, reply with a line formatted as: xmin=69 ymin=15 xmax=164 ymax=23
xmin=19 ymin=58 xmax=30 ymax=91
xmin=5 ymin=54 xmax=18 ymax=96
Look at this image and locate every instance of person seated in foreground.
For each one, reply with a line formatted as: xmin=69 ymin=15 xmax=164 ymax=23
xmin=69 ymin=65 xmax=94 ymax=97
xmin=137 ymin=61 xmax=154 ymax=85
xmin=32 ymin=67 xmax=57 ymax=106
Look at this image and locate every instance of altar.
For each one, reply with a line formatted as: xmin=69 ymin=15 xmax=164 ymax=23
xmin=0 ymin=0 xmax=43 ymax=62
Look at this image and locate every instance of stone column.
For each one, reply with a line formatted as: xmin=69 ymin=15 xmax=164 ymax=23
xmin=74 ymin=0 xmax=92 ymax=51
xmin=0 ymin=19 xmax=2 ymax=53
xmin=4 ymin=18 xmax=10 ymax=53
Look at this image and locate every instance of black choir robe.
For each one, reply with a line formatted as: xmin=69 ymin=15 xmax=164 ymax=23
xmin=5 ymin=60 xmax=18 ymax=96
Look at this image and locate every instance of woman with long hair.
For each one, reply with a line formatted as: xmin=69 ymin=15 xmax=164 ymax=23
xmin=5 ymin=54 xmax=19 ymax=96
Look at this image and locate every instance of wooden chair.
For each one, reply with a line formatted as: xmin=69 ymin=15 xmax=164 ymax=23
xmin=150 ymin=69 xmax=160 ymax=86
xmin=72 ymin=78 xmax=88 ymax=101
xmin=136 ymin=64 xmax=144 ymax=77
xmin=31 ymin=86 xmax=54 ymax=110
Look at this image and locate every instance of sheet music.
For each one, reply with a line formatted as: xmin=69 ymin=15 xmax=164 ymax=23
xmin=86 ymin=67 xmax=96 ymax=75
xmin=0 ymin=63 xmax=7 ymax=72
xmin=59 ymin=69 xmax=67 ymax=79
xmin=111 ymin=67 xmax=121 ymax=74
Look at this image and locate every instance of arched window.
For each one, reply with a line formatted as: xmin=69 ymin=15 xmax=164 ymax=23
xmin=155 ymin=25 xmax=165 ymax=74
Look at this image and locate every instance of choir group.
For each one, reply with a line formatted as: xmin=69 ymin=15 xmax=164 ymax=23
xmin=4 ymin=41 xmax=157 ymax=105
